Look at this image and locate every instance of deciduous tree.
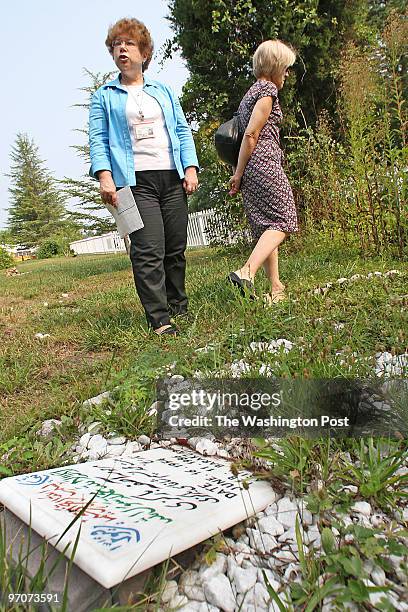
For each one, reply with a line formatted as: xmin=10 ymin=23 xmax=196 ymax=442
xmin=164 ymin=0 xmax=371 ymax=129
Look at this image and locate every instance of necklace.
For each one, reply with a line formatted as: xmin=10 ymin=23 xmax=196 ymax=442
xmin=125 ymin=85 xmax=144 ymax=120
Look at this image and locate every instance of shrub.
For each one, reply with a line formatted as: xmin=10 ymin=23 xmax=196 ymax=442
xmin=287 ymin=12 xmax=408 ymax=258
xmin=36 ymin=239 xmax=64 ymax=259
xmin=0 ymin=247 xmax=14 ymax=269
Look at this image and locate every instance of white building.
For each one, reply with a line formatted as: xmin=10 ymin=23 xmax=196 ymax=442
xmin=1 ymin=244 xmax=37 ymax=259
xmin=69 ymin=232 xmax=125 ymax=256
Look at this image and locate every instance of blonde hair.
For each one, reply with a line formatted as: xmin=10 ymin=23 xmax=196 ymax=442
xmin=253 ymin=40 xmax=296 ymax=79
xmin=105 ymin=18 xmax=154 ymax=71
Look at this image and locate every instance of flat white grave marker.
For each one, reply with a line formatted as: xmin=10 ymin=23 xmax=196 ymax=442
xmin=0 ymin=448 xmax=276 ymax=588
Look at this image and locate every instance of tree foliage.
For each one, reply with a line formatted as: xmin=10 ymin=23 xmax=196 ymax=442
xmin=366 ymin=0 xmax=408 ymax=34
xmin=60 ymin=68 xmax=117 ymax=235
xmin=6 ymin=134 xmax=71 ymax=247
xmin=0 ymin=230 xmax=15 ymax=246
xmin=162 ymin=0 xmax=375 ymax=225
xmin=164 ymin=0 xmax=373 ymax=129
xmin=164 ymin=0 xmax=407 ymax=245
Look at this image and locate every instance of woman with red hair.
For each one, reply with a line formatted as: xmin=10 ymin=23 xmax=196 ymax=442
xmin=90 ymin=18 xmax=199 ymax=336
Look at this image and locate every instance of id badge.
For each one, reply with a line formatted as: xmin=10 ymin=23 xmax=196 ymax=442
xmin=133 ymin=121 xmax=155 ymax=140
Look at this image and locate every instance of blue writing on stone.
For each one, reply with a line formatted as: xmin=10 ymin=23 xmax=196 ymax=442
xmin=90 ymin=523 xmax=141 ymax=552
xmin=17 ymin=474 xmax=51 ymax=486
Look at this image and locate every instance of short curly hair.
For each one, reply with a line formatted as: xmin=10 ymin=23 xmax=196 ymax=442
xmin=105 ymin=18 xmax=154 ymax=71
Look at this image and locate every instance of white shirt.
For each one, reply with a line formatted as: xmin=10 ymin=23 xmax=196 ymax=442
xmin=125 ymin=85 xmax=176 ymax=171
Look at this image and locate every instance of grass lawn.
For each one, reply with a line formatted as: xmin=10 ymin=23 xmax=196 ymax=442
xmin=1 ymin=237 xmax=407 ymax=611
xmin=0 ymin=235 xmax=406 ymax=453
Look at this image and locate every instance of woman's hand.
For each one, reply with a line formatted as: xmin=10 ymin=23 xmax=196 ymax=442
xmin=229 ymin=173 xmax=242 ymax=196
xmin=183 ymin=166 xmax=198 ymax=195
xmin=98 ymin=171 xmax=118 ymax=207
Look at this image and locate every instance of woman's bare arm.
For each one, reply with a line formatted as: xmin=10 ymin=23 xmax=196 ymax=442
xmin=229 ymin=96 xmax=273 ymax=195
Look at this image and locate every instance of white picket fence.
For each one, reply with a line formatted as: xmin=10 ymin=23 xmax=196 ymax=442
xmin=186 ymin=209 xmax=215 ymax=247
xmin=70 ymin=209 xmax=217 ymax=255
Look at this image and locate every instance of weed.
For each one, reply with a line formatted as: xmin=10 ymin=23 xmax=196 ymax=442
xmin=340 ymin=437 xmax=408 ymax=510
xmin=286 ymin=515 xmax=406 ymax=611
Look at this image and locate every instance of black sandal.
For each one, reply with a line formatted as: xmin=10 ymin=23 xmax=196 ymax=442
xmin=227 ymin=272 xmax=256 ymax=300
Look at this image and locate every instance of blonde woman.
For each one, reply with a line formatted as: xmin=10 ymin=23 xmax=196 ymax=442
xmin=228 ymin=40 xmax=298 ymax=303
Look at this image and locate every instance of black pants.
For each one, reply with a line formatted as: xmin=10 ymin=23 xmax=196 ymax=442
xmin=128 ymin=170 xmax=188 ymax=329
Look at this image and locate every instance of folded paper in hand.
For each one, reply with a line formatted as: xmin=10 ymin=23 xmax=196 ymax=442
xmin=105 ymin=186 xmax=144 ymax=238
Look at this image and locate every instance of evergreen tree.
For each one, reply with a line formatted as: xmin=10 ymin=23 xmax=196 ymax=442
xmin=60 ymin=69 xmax=117 ymax=234
xmin=7 ymin=134 xmax=69 ymax=246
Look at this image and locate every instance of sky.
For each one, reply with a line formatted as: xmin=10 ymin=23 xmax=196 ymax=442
xmin=0 ymin=0 xmax=189 ymax=229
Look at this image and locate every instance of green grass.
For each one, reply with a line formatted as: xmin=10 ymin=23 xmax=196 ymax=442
xmin=0 ymin=238 xmax=407 ymax=610
xmin=0 ymin=237 xmax=407 ymax=444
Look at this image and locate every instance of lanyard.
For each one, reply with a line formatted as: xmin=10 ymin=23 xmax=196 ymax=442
xmin=125 ymin=86 xmax=144 ymax=120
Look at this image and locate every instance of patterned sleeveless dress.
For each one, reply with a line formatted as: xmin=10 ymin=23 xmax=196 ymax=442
xmin=237 ymin=79 xmax=298 ymax=240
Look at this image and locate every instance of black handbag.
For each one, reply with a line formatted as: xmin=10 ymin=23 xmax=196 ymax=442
xmin=214 ymin=113 xmax=243 ymax=166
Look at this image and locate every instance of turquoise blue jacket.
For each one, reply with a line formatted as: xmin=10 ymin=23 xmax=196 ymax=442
xmin=89 ymin=74 xmax=199 ymax=187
